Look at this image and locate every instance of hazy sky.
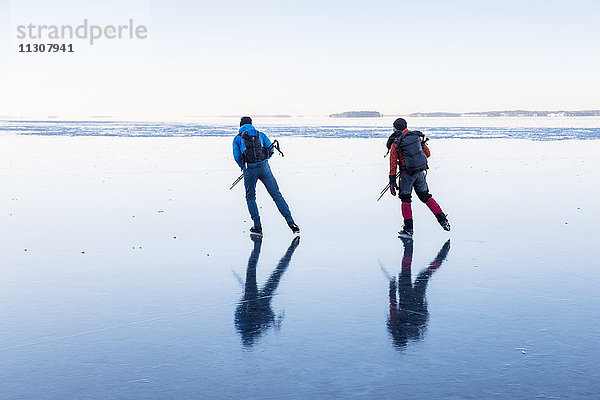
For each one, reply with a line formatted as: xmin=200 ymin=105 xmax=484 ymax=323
xmin=1 ymin=0 xmax=599 ymax=118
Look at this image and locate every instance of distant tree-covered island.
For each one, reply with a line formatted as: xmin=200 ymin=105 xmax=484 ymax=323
xmin=409 ymin=110 xmax=600 ymax=117
xmin=330 ymin=111 xmax=383 ymax=118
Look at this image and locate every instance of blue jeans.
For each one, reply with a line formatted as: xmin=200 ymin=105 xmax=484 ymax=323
xmin=243 ymin=161 xmax=293 ymax=227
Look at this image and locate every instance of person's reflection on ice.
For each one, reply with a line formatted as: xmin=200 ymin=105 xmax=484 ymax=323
xmin=384 ymin=238 xmax=450 ymax=349
xmin=235 ymin=236 xmax=300 ymax=348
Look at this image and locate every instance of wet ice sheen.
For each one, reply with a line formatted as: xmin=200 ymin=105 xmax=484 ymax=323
xmin=1 ymin=129 xmax=599 ymax=399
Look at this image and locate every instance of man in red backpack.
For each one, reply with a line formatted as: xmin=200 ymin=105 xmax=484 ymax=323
xmin=388 ymin=118 xmax=450 ymax=238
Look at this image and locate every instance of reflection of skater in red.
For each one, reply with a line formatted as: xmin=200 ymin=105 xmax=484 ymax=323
xmin=384 ymin=238 xmax=451 ymax=349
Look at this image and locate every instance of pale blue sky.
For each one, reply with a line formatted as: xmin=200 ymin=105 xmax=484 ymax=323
xmin=1 ymin=0 xmax=599 ymax=118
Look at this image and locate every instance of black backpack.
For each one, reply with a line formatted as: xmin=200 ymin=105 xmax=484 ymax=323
xmin=394 ymin=130 xmax=428 ymax=173
xmin=240 ymin=132 xmax=270 ymax=164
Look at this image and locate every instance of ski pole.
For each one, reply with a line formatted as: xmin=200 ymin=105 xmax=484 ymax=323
xmin=377 ymin=184 xmax=389 ymax=202
xmin=270 ymin=140 xmax=284 ymax=157
xmin=377 ymin=172 xmax=401 ymax=201
xmin=230 ymin=173 xmax=244 ymax=190
xmin=230 ymin=140 xmax=284 ymax=190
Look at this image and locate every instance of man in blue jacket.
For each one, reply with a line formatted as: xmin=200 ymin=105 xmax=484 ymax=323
xmin=233 ymin=116 xmax=300 ymax=236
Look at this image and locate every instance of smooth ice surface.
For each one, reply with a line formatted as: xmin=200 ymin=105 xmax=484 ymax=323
xmin=1 ymin=131 xmax=599 ymax=399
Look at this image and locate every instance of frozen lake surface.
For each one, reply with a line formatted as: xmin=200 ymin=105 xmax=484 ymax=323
xmin=1 ymin=125 xmax=599 ymax=398
xmin=2 ymin=116 xmax=600 ymax=140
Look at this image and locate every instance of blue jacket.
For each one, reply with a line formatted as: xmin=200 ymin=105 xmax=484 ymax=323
xmin=233 ymin=124 xmax=273 ymax=169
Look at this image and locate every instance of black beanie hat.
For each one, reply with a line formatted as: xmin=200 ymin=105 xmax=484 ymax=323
xmin=240 ymin=116 xmax=252 ymax=127
xmin=393 ymin=118 xmax=407 ymax=131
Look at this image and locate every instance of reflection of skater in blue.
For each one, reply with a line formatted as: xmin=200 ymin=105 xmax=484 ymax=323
xmin=235 ymin=236 xmax=300 ymax=348
xmin=383 ymin=238 xmax=450 ymax=349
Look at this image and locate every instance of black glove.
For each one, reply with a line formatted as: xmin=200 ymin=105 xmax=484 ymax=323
xmin=389 ymin=175 xmax=398 ymax=196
